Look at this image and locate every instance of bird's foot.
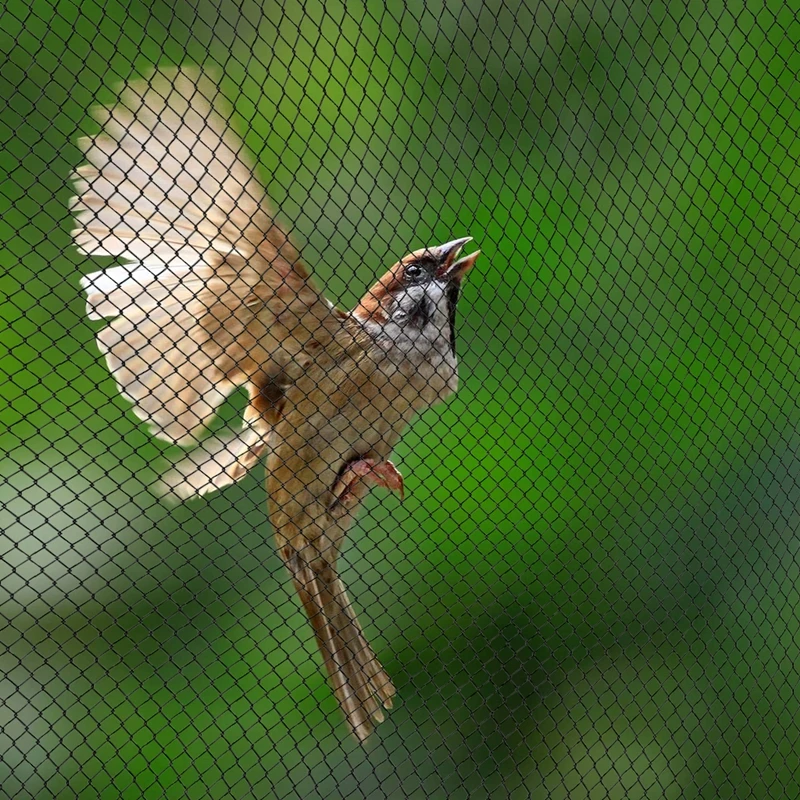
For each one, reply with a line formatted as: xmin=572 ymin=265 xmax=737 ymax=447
xmin=330 ymin=458 xmax=405 ymax=512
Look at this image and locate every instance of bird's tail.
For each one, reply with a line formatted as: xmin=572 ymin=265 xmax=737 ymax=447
xmin=284 ymin=548 xmax=396 ymax=741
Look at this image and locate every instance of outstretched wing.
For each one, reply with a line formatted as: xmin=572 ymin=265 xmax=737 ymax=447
xmin=72 ymin=68 xmax=340 ymax=449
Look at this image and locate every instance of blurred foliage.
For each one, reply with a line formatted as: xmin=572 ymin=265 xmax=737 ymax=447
xmin=1 ymin=0 xmax=800 ymax=797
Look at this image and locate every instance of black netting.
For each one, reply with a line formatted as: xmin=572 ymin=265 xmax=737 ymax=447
xmin=2 ymin=1 xmax=800 ymax=798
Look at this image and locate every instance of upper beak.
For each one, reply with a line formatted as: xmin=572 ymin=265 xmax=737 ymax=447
xmin=434 ymin=236 xmax=481 ymax=281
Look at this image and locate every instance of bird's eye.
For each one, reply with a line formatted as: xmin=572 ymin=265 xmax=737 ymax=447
xmin=405 ymin=263 xmax=423 ymax=281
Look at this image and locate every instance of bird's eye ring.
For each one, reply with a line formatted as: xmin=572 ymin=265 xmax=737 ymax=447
xmin=405 ymin=263 xmax=423 ymax=280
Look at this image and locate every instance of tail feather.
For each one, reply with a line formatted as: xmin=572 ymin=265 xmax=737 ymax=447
xmin=286 ymin=551 xmax=395 ymax=741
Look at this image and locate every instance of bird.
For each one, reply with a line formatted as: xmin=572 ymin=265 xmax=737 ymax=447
xmin=71 ymin=68 xmax=480 ymax=741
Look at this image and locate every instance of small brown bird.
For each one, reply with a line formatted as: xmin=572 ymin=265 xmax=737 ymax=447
xmin=72 ymin=69 xmax=480 ymax=741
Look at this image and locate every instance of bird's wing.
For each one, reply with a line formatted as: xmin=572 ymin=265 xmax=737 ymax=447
xmin=72 ymin=68 xmax=341 ymax=446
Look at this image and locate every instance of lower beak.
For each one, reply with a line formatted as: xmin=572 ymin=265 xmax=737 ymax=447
xmin=434 ymin=237 xmax=481 ymax=281
xmin=438 ymin=249 xmax=481 ymax=281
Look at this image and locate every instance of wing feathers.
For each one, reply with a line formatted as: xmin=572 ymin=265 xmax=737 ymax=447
xmin=96 ymin=303 xmax=238 ymax=444
xmin=81 ymin=263 xmax=203 ymax=320
xmin=73 ymin=68 xmax=338 ymax=456
xmin=72 ymin=72 xmax=272 ymax=262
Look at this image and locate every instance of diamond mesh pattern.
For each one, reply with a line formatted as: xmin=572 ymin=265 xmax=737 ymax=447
xmin=2 ymin=0 xmax=800 ymax=797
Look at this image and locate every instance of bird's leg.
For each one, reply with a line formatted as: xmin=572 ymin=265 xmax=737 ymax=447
xmin=330 ymin=457 xmax=404 ymax=512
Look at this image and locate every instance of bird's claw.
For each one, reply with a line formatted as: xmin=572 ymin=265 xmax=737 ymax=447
xmin=331 ymin=458 xmax=405 ymax=511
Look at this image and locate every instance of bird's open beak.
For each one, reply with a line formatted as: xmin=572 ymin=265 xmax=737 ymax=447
xmin=434 ymin=237 xmax=481 ymax=281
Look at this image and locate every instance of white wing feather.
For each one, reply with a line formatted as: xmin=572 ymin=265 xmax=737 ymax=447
xmin=72 ymin=69 xmax=338 ymax=490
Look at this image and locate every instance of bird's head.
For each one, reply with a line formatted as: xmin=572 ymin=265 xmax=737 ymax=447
xmin=353 ymin=237 xmax=480 ymax=355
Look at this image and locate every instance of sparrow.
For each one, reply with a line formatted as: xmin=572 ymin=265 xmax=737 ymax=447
xmin=71 ymin=68 xmax=480 ymax=741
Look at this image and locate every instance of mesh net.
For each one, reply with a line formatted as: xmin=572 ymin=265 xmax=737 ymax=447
xmin=2 ymin=0 xmax=800 ymax=797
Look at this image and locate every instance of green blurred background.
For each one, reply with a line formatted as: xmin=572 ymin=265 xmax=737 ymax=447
xmin=2 ymin=0 xmax=800 ymax=797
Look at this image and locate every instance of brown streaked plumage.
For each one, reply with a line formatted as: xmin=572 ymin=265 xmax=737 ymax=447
xmin=72 ymin=68 xmax=480 ymax=741
xmin=353 ymin=251 xmax=424 ymax=324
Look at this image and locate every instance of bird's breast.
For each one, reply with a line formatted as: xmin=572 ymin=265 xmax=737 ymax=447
xmin=270 ymin=335 xmax=457 ymax=513
xmin=384 ymin=339 xmax=459 ymax=407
